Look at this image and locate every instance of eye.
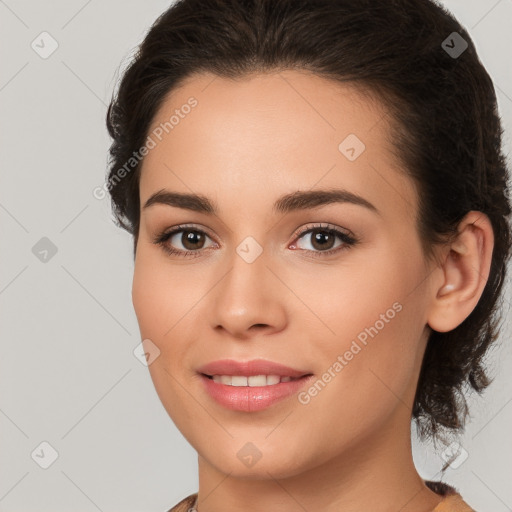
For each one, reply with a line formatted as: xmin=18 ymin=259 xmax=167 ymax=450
xmin=152 ymin=224 xmax=217 ymax=258
xmin=290 ymin=223 xmax=358 ymax=257
xmin=152 ymin=222 xmax=359 ymax=259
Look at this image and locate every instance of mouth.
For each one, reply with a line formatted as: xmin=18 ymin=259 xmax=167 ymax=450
xmin=198 ymin=371 xmax=314 ymax=412
xmin=196 ymin=358 xmax=314 ymax=411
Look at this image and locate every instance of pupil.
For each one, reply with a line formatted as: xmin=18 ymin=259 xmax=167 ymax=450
xmin=183 ymin=230 xmax=204 ymax=250
xmin=313 ymin=230 xmax=334 ymax=250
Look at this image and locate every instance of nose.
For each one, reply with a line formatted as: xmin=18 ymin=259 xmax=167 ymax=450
xmin=208 ymin=247 xmax=287 ymax=340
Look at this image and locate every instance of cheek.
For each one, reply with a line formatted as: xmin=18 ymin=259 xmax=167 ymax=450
xmin=131 ymin=254 xmax=197 ymax=429
xmin=291 ymin=293 xmax=424 ymax=458
xmin=131 ymin=259 xmax=161 ymax=339
xmin=131 ymin=249 xmax=207 ymax=376
xmin=131 ymin=249 xmax=190 ymax=339
xmin=298 ymin=245 xmax=427 ymax=402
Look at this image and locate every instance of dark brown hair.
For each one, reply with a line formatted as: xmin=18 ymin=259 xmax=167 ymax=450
xmin=105 ymin=0 xmax=512 ymax=446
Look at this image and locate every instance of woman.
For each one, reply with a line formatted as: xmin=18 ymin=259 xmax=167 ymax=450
xmin=105 ymin=0 xmax=511 ymax=510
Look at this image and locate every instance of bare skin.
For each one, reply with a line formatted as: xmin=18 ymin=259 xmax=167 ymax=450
xmin=131 ymin=70 xmax=494 ymax=512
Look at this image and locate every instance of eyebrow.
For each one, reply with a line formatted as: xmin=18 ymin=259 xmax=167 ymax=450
xmin=143 ymin=188 xmax=380 ymax=216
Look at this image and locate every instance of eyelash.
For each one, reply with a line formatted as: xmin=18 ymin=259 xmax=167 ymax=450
xmin=152 ymin=222 xmax=359 ymax=259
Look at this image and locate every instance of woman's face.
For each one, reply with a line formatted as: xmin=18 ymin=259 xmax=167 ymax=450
xmin=132 ymin=70 xmax=439 ymax=479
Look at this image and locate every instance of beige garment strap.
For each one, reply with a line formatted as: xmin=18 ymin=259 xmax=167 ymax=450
xmin=166 ymin=492 xmax=198 ymax=512
xmin=432 ymin=493 xmax=476 ymax=512
xmin=170 ymin=491 xmax=476 ymax=512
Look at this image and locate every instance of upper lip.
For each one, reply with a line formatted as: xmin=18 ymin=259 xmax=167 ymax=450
xmin=197 ymin=359 xmax=312 ymax=378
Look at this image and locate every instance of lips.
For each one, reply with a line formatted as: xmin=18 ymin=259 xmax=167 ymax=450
xmin=196 ymin=359 xmax=314 ymax=412
xmin=197 ymin=358 xmax=311 ymax=379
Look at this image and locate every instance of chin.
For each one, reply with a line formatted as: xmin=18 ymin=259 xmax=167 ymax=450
xmin=199 ymin=442 xmax=315 ymax=481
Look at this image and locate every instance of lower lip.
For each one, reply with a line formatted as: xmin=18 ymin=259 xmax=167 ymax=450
xmin=199 ymin=374 xmax=314 ymax=412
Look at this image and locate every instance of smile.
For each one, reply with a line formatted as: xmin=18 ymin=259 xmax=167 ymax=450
xmin=200 ymin=373 xmax=313 ymax=412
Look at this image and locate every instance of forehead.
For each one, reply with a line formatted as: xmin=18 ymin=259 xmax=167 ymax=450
xmin=139 ymin=70 xmax=418 ymax=222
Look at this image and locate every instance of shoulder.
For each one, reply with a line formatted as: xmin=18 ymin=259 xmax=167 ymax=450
xmin=432 ymin=493 xmax=476 ymax=512
xmin=165 ymin=487 xmax=477 ymax=512
xmin=425 ymin=480 xmax=476 ymax=512
xmin=165 ymin=492 xmax=198 ymax=512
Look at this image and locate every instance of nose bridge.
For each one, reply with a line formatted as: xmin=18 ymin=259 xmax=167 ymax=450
xmin=209 ymin=236 xmax=286 ymax=335
xmin=220 ymin=238 xmax=271 ymax=308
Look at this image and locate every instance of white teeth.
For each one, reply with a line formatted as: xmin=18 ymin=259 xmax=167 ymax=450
xmin=248 ymin=375 xmax=266 ymax=387
xmin=231 ymin=376 xmax=248 ymax=387
xmin=220 ymin=375 xmax=232 ymax=385
xmin=210 ymin=374 xmax=297 ymax=386
xmin=266 ymin=375 xmax=281 ymax=385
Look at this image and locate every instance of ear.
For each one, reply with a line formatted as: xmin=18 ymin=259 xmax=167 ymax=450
xmin=426 ymin=211 xmax=494 ymax=333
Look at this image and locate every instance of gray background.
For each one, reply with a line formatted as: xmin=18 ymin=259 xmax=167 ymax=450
xmin=0 ymin=1 xmax=511 ymax=511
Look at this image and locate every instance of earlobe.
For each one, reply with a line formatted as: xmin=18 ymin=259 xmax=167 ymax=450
xmin=426 ymin=211 xmax=494 ymax=333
